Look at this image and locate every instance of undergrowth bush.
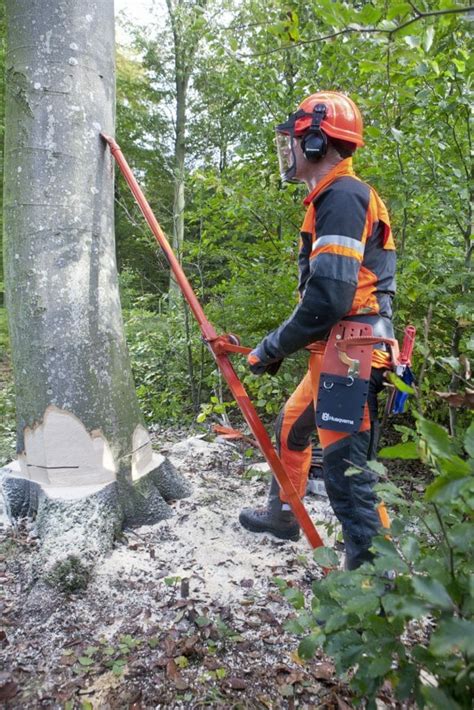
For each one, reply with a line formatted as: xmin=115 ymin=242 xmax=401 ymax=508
xmin=196 ymin=359 xmax=304 ymax=427
xmin=123 ymin=301 xmax=202 ymax=423
xmin=280 ymin=417 xmax=474 ymax=709
xmin=121 ymin=270 xmax=306 ymax=427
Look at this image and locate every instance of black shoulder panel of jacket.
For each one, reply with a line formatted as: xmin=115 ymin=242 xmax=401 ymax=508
xmin=314 ymin=176 xmax=370 ymax=243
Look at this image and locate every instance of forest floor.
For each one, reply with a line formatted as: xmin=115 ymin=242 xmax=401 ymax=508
xmin=0 ymin=427 xmax=400 ymax=710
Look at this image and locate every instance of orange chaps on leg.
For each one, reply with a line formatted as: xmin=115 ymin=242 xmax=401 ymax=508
xmin=275 ymin=346 xmax=389 ymax=568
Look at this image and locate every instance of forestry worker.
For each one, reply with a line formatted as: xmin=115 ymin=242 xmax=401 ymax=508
xmin=239 ymin=91 xmax=396 ymax=571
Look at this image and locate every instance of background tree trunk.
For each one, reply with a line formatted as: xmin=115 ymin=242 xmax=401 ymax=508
xmin=0 ymin=0 xmax=190 ymax=587
xmin=165 ymin=0 xmax=207 ymax=297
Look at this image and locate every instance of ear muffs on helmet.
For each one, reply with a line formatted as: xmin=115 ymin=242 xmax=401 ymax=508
xmin=301 ymin=103 xmax=327 ymax=161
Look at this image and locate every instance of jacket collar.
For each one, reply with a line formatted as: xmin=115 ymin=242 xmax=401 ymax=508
xmin=303 ymin=158 xmax=355 ymax=205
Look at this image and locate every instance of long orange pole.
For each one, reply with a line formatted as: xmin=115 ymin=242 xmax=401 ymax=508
xmin=102 ymin=134 xmax=324 ymax=551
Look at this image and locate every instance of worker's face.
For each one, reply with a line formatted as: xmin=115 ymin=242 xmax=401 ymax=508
xmin=292 ymin=137 xmax=310 ymax=182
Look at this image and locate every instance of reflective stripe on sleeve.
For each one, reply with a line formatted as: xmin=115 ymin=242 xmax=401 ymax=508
xmin=311 ymin=234 xmax=365 ymax=255
xmin=310 ymin=243 xmax=364 ymax=264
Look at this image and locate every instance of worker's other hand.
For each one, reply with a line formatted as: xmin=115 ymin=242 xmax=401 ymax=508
xmin=248 ymin=349 xmax=283 ymax=376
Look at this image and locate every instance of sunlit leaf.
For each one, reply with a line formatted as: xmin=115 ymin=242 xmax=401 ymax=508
xmin=378 ymin=442 xmax=419 ymax=459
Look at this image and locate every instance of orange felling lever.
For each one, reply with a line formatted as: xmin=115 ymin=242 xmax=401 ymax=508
xmin=101 ymin=133 xmax=325 ymax=553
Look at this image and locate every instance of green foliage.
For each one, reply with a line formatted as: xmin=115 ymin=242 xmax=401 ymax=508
xmin=196 ymin=395 xmax=234 ymax=423
xmin=69 ymin=634 xmax=142 ymax=678
xmin=283 ymin=420 xmax=474 ymax=708
xmin=121 ymin=273 xmax=204 ymax=422
xmin=120 ymin=266 xmax=304 ymax=425
xmin=112 ymin=0 xmax=471 ymax=430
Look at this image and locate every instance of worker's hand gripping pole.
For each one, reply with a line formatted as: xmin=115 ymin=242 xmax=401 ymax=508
xmin=101 ymin=134 xmax=324 ymax=551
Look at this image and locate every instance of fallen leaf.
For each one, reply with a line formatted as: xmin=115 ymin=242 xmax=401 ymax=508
xmin=228 ymin=677 xmax=247 ymax=690
xmin=166 ymin=659 xmax=179 ymax=681
xmin=336 ymin=696 xmax=353 ymax=710
xmin=0 ymin=674 xmax=18 ymax=702
xmin=180 ymin=634 xmax=199 ymax=656
xmin=164 ymin=636 xmax=176 ymax=656
xmin=203 ymin=657 xmax=221 ymax=671
xmin=60 ymin=654 xmax=77 ymax=667
xmin=266 ymin=592 xmax=282 ymax=602
xmin=313 ymin=662 xmax=335 ymax=681
xmin=257 ymin=609 xmax=278 ymax=624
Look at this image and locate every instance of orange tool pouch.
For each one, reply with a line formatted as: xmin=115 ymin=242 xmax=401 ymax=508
xmin=316 ymin=321 xmax=399 ymax=433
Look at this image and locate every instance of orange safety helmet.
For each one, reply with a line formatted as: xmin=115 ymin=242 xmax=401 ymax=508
xmin=275 ymin=91 xmax=364 ymax=182
xmin=293 ymin=91 xmax=364 ymax=145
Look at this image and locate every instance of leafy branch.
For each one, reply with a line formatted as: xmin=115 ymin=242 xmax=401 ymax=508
xmin=235 ymin=5 xmax=473 ymax=58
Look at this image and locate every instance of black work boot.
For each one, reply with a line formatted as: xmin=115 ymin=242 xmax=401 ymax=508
xmin=239 ymin=476 xmax=300 ymax=541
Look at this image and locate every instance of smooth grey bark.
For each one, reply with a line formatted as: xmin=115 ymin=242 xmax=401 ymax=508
xmin=2 ymin=0 xmax=191 ymax=585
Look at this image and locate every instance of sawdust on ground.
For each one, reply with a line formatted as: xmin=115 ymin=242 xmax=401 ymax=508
xmin=0 ymin=429 xmax=366 ymax=709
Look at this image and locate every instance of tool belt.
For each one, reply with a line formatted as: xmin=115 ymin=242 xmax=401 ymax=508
xmin=316 ymin=320 xmax=400 ymax=433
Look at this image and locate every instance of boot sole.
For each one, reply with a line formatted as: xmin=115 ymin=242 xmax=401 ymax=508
xmin=239 ymin=517 xmax=300 ymax=542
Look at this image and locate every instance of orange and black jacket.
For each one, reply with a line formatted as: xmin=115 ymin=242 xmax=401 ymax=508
xmin=258 ymin=158 xmax=396 ymax=362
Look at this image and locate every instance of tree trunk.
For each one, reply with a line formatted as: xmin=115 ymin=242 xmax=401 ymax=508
xmin=171 ymin=77 xmax=186 ymax=262
xmin=1 ymin=0 xmax=191 ymax=588
xmin=167 ymin=8 xmax=188 ymax=297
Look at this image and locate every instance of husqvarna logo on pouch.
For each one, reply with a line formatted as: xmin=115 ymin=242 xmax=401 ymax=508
xmin=321 ymin=412 xmax=354 ymax=425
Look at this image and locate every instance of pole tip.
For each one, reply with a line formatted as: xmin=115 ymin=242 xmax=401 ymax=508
xmin=100 ymin=132 xmax=120 ymax=151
